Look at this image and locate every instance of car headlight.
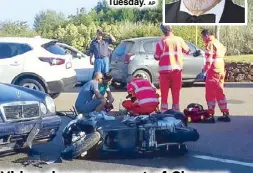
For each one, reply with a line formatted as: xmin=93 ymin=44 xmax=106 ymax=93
xmin=45 ymin=96 xmax=56 ymax=114
xmin=40 ymin=103 xmax=47 ymax=115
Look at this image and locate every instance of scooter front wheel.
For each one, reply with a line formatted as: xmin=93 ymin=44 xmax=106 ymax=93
xmin=61 ymin=132 xmax=101 ymax=160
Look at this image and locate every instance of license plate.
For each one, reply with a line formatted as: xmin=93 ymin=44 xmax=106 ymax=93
xmin=26 ymin=123 xmax=40 ymax=148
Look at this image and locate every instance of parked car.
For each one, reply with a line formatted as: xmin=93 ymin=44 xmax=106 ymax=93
xmin=56 ymin=43 xmax=94 ymax=84
xmin=110 ymin=37 xmax=205 ymax=87
xmin=0 ymin=82 xmax=61 ymax=154
xmin=0 ymin=37 xmax=77 ymax=98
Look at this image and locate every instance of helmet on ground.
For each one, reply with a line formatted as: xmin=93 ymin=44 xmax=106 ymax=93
xmin=186 ymin=103 xmax=204 ymax=111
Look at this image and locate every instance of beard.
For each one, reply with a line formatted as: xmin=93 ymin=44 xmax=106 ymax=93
xmin=182 ymin=0 xmax=218 ymax=11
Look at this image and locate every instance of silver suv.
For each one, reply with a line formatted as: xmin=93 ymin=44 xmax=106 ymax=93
xmin=109 ymin=36 xmax=205 ymax=87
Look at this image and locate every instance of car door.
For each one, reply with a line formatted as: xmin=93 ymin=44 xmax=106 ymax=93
xmin=0 ymin=43 xmax=28 ymax=83
xmin=62 ymin=46 xmax=93 ymax=83
xmin=182 ymin=42 xmax=205 ymax=79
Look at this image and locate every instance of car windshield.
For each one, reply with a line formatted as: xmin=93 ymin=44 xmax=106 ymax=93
xmin=42 ymin=41 xmax=67 ymax=55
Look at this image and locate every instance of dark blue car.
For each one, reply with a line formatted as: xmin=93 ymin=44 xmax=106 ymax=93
xmin=0 ymin=82 xmax=61 ymax=154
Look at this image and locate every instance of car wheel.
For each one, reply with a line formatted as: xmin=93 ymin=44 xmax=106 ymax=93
xmin=50 ymin=93 xmax=60 ymax=99
xmin=133 ymin=70 xmax=151 ymax=82
xmin=18 ymin=78 xmax=46 ymax=93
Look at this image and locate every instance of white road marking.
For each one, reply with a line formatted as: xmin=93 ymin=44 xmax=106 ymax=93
xmin=193 ymin=155 xmax=253 ymax=168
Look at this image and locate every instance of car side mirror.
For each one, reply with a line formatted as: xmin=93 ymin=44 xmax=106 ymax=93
xmin=193 ymin=50 xmax=201 ymax=57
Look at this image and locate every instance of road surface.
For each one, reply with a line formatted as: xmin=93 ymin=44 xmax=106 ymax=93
xmin=1 ymin=83 xmax=253 ymax=173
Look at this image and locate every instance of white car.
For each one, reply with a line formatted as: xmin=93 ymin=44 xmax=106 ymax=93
xmin=57 ymin=43 xmax=94 ymax=84
xmin=0 ymin=37 xmax=77 ymax=98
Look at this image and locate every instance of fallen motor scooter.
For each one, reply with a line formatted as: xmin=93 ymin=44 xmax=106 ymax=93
xmin=60 ymin=109 xmax=200 ymax=160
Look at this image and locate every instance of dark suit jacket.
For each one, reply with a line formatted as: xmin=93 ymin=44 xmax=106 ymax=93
xmin=164 ymin=0 xmax=245 ymax=23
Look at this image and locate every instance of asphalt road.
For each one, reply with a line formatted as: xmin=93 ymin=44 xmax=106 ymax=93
xmin=1 ymin=83 xmax=253 ymax=173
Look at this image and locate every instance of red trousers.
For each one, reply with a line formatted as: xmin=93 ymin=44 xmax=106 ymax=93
xmin=159 ymin=70 xmax=182 ymax=112
xmin=205 ymin=71 xmax=229 ymax=114
xmin=122 ymin=100 xmax=158 ymax=116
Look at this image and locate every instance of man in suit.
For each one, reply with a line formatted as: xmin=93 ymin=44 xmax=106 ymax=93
xmin=164 ymin=0 xmax=245 ymax=23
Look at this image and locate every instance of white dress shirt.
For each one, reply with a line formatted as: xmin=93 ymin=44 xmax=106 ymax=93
xmin=179 ymin=0 xmax=226 ymax=23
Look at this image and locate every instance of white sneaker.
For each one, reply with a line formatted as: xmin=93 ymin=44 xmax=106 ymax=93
xmin=100 ymin=111 xmax=115 ymax=120
xmin=88 ymin=111 xmax=99 ymax=120
xmin=76 ymin=114 xmax=83 ymax=120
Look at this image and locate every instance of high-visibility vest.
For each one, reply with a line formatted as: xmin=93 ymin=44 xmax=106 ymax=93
xmin=205 ymin=36 xmax=227 ymax=74
xmin=127 ymin=78 xmax=159 ymax=105
xmin=154 ymin=35 xmax=190 ymax=73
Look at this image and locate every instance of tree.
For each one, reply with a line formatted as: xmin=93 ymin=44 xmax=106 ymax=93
xmin=33 ymin=10 xmax=66 ymax=37
xmin=0 ymin=20 xmax=37 ymax=37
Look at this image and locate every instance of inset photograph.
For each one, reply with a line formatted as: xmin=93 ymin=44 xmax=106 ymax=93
xmin=163 ymin=0 xmax=247 ymax=25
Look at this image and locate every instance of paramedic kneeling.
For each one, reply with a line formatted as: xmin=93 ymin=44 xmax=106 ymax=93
xmin=122 ymin=74 xmax=159 ymax=116
xmin=75 ymin=72 xmax=106 ymax=116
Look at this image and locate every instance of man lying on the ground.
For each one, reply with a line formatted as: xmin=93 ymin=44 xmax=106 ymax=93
xmin=99 ymin=73 xmax=114 ymax=112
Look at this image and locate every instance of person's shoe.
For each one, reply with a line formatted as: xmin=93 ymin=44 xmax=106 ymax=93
xmin=201 ymin=115 xmax=215 ymax=123
xmin=88 ymin=111 xmax=100 ymax=120
xmin=76 ymin=114 xmax=83 ymax=120
xmin=100 ymin=111 xmax=115 ymax=120
xmin=217 ymin=112 xmax=231 ymax=122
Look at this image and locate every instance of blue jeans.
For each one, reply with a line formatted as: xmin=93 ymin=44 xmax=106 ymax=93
xmin=94 ymin=57 xmax=109 ymax=76
xmin=75 ymin=99 xmax=102 ymax=114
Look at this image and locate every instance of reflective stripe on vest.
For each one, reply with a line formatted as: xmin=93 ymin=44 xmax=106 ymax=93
xmin=135 ymin=86 xmax=154 ymax=93
xmin=130 ymin=81 xmax=139 ymax=90
xmin=139 ymin=98 xmax=159 ymax=105
xmin=159 ymin=65 xmax=182 ymax=71
xmin=157 ymin=37 xmax=185 ymax=72
xmin=129 ymin=80 xmax=158 ymax=104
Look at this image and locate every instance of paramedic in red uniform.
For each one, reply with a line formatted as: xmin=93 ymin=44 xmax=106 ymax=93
xmin=154 ymin=24 xmax=190 ymax=113
xmin=122 ymin=74 xmax=159 ymax=115
xmin=201 ymin=29 xmax=230 ymax=122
